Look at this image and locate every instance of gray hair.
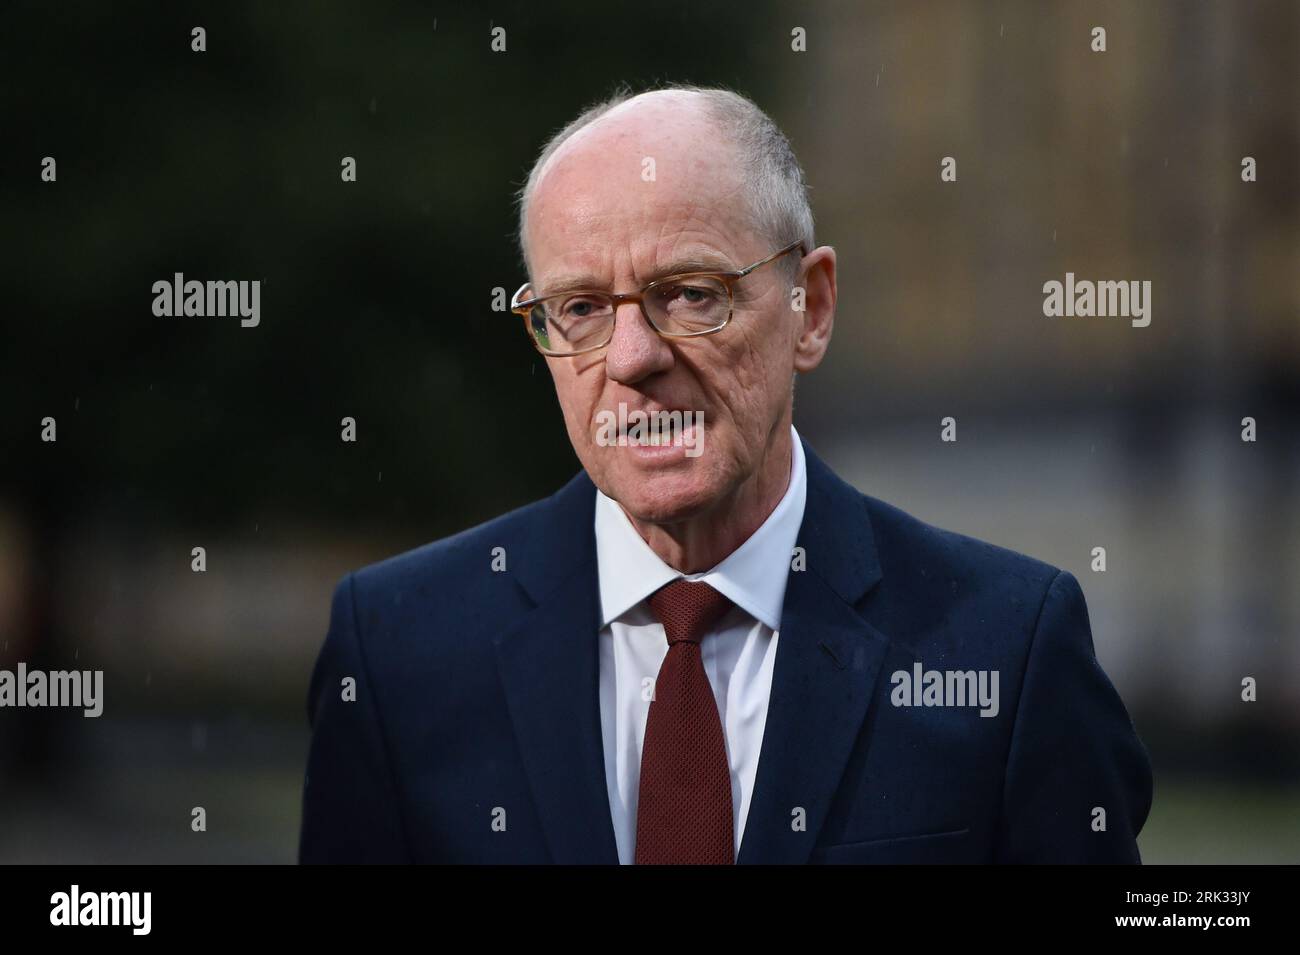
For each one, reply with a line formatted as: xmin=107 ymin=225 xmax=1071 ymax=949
xmin=514 ymin=82 xmax=815 ymax=282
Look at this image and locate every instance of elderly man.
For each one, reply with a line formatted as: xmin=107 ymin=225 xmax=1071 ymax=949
xmin=300 ymin=84 xmax=1152 ymax=864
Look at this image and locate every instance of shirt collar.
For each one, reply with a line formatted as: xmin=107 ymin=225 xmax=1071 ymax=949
xmin=594 ymin=424 xmax=808 ymax=630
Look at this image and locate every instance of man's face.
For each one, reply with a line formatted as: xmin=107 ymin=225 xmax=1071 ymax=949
xmin=525 ymin=95 xmax=805 ymax=525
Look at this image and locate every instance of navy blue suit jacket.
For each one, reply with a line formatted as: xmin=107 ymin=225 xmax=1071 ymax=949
xmin=300 ymin=439 xmax=1153 ymax=863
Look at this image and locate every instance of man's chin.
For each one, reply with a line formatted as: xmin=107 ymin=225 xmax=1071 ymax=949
xmin=601 ymin=467 xmax=721 ymax=527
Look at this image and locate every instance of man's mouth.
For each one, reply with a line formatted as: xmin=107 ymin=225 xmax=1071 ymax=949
xmin=592 ymin=403 xmax=707 ymax=459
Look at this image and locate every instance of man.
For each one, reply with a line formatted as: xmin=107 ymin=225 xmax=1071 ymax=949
xmin=300 ymin=84 xmax=1153 ymax=864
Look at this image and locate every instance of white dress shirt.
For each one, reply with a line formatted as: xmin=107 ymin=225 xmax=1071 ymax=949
xmin=594 ymin=425 xmax=808 ymax=863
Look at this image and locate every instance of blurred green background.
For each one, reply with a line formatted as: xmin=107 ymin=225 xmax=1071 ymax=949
xmin=1 ymin=0 xmax=1297 ymax=862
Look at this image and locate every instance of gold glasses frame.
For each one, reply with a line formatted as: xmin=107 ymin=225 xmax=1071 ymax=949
xmin=509 ymin=239 xmax=806 ymax=357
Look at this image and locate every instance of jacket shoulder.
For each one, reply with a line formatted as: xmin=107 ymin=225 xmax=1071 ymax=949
xmin=857 ymin=491 xmax=1067 ymax=645
xmin=863 ymin=493 xmax=1061 ymax=586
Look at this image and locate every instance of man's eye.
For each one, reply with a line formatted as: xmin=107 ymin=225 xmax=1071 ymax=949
xmin=559 ymin=297 xmax=604 ymax=318
xmin=657 ymin=283 xmax=720 ymax=306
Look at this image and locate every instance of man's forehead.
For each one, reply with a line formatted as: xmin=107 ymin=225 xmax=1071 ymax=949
xmin=525 ymin=107 xmax=748 ymax=283
xmin=535 ymin=244 xmax=743 ymax=295
xmin=528 ymin=197 xmax=757 ymax=292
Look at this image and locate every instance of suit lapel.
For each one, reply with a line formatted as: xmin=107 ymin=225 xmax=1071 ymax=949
xmin=738 ymin=440 xmax=891 ymax=864
xmin=491 ymin=472 xmax=620 ymax=864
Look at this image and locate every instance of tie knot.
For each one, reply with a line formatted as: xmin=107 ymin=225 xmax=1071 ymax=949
xmin=647 ymin=579 xmax=734 ymax=645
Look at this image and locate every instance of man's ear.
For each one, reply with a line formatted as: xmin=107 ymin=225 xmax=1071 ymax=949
xmin=793 ymin=245 xmax=836 ymax=373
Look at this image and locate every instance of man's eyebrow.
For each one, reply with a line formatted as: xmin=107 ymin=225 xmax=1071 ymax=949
xmin=537 ymin=251 xmax=739 ymax=297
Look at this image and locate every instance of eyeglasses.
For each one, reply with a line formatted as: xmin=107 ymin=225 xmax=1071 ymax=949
xmin=509 ymin=239 xmax=805 ymax=357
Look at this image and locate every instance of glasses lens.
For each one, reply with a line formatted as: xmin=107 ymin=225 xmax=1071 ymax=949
xmin=644 ymin=275 xmax=731 ymax=335
xmin=528 ymin=294 xmax=615 ymax=354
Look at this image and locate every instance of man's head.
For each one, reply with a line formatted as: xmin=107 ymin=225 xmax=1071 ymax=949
xmin=516 ymin=84 xmax=836 ymax=533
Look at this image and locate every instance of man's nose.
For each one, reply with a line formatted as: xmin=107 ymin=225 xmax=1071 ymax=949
xmin=604 ymin=301 xmax=673 ymax=385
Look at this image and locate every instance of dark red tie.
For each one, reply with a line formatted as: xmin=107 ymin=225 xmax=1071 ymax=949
xmin=634 ymin=579 xmax=736 ymax=865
